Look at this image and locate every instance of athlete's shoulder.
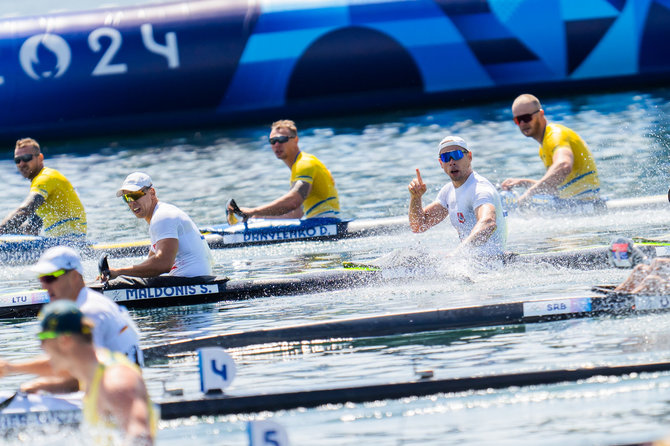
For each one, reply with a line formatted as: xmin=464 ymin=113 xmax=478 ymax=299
xmin=470 ymin=172 xmax=499 ymax=198
xmin=152 ymin=203 xmax=196 ymax=231
xmin=30 ymin=167 xmax=50 ymax=184
xmin=32 ymin=167 xmax=72 ymax=188
xmin=291 ymin=152 xmax=320 ymax=179
xmin=97 ymin=348 xmax=135 ymax=368
xmin=293 ymin=151 xmax=316 ymax=165
xmin=471 ymin=171 xmax=497 ymax=188
xmin=153 ymin=202 xmax=185 ymax=218
xmin=78 ymin=288 xmax=117 ymax=313
xmin=546 ymin=122 xmax=581 ymax=139
xmin=43 ymin=167 xmax=70 ymax=181
xmin=548 ymin=122 xmax=570 ymax=131
xmin=436 ymin=181 xmax=454 ymax=198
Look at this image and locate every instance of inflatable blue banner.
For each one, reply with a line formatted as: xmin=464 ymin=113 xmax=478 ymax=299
xmin=0 ymin=0 xmax=667 ymax=140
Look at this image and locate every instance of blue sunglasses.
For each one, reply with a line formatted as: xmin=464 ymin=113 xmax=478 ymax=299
xmin=439 ymin=149 xmax=468 ymax=163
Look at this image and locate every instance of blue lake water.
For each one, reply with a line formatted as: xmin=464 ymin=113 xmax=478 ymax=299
xmin=1 ymin=2 xmax=670 ymax=445
xmin=0 ymin=86 xmax=669 ymax=445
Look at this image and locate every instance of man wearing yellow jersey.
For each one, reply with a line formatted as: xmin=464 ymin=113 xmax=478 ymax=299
xmin=501 ymin=94 xmax=601 ymax=207
xmin=228 ymin=120 xmax=340 ymax=220
xmin=38 ymin=300 xmax=155 ymax=445
xmin=0 ymin=138 xmax=86 ymax=237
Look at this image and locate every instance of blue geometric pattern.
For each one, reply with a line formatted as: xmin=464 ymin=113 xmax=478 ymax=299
xmin=640 ymin=0 xmax=670 ymax=73
xmin=220 ymin=0 xmax=632 ymax=111
xmin=0 ymin=0 xmax=666 ymax=139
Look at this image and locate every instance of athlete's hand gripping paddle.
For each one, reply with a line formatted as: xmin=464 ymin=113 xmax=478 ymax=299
xmin=226 ymin=199 xmax=249 ymax=225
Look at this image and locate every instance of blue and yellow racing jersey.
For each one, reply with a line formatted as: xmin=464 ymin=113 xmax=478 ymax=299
xmin=539 ymin=123 xmax=600 ymax=201
xmin=290 ymin=152 xmax=340 ymax=218
xmin=30 ymin=167 xmax=87 ymax=236
xmin=82 ymin=349 xmax=157 ymax=444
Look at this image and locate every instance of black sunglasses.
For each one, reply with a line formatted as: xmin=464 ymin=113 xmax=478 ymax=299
xmin=269 ymin=135 xmax=295 ymax=145
xmin=513 ymin=109 xmax=540 ymax=125
xmin=14 ymin=154 xmax=35 ymax=164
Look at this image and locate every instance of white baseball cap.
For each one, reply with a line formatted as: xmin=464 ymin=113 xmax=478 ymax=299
xmin=32 ymin=246 xmax=84 ymax=276
xmin=438 ymin=136 xmax=469 ymax=153
xmin=116 ymin=172 xmax=153 ymax=196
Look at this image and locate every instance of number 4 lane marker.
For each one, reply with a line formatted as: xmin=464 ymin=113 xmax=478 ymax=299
xmin=198 ymin=347 xmax=237 ymax=394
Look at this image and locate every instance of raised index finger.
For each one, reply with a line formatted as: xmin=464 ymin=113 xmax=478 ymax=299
xmin=415 ymin=168 xmax=423 ymax=185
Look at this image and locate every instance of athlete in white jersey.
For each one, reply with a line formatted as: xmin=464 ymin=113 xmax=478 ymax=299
xmin=76 ymin=287 xmax=142 ymax=364
xmin=103 ymin=172 xmax=213 ymax=284
xmin=149 ymin=201 xmax=212 ymax=277
xmin=0 ymin=246 xmax=143 ymax=393
xmin=408 ymin=136 xmax=507 ymax=258
xmin=434 ymin=171 xmax=507 ymax=256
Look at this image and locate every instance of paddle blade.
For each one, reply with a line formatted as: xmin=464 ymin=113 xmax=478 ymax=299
xmin=226 ymin=210 xmax=238 ymax=225
xmin=227 ymin=199 xmax=249 ymax=224
xmin=226 ymin=199 xmax=240 ymax=225
xmin=0 ymin=392 xmax=18 ymax=410
xmin=98 ymin=255 xmax=110 ymax=277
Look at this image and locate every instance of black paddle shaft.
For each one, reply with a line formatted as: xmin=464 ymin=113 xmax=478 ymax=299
xmin=228 ymin=199 xmax=249 ymax=219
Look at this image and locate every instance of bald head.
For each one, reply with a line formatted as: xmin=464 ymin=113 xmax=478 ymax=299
xmin=512 ymin=94 xmax=541 ymax=111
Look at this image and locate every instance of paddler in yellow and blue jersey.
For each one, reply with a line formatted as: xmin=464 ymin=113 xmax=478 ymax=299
xmin=501 ymin=94 xmax=601 ymax=208
xmin=37 ymin=300 xmax=156 ymax=445
xmin=0 ymin=138 xmax=86 ymax=237
xmin=228 ymin=119 xmax=340 ymax=220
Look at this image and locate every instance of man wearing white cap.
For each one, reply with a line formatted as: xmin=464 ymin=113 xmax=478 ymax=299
xmin=408 ymin=136 xmax=507 ymax=258
xmin=0 ymin=246 xmax=142 ymax=393
xmin=104 ymin=172 xmax=213 ymax=285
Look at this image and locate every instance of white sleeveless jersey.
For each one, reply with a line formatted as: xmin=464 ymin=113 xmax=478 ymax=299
xmin=434 ymin=171 xmax=507 ymax=257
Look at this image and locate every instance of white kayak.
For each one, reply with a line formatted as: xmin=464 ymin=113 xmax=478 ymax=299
xmin=0 ymin=391 xmax=82 ymax=431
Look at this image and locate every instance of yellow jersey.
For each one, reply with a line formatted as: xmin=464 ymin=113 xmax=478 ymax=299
xmin=30 ymin=167 xmax=87 ymax=236
xmin=290 ymin=152 xmax=340 ymax=218
xmin=82 ymin=349 xmax=157 ymax=444
xmin=539 ymin=123 xmax=600 ymax=201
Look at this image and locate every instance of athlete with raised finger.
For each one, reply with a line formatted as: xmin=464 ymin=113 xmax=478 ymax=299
xmin=408 ymin=136 xmax=507 ymax=260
